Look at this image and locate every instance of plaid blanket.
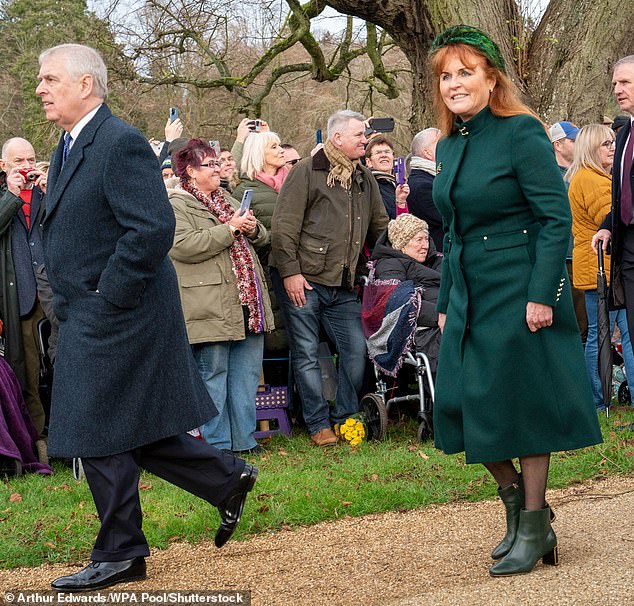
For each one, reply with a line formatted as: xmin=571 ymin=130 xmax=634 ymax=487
xmin=362 ymin=278 xmax=421 ymax=376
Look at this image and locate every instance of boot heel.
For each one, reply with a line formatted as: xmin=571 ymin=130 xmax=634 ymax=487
xmin=543 ymin=545 xmax=559 ymax=566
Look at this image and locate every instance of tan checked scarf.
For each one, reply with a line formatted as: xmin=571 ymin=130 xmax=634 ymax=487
xmin=324 ymin=139 xmax=355 ymax=191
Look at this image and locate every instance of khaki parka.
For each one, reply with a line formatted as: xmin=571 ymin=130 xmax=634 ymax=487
xmin=270 ymin=148 xmax=389 ymax=288
xmin=168 ymin=188 xmax=274 ymax=344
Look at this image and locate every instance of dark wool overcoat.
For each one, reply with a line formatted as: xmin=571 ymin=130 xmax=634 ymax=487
xmin=42 ymin=105 xmax=216 ymax=458
xmin=432 ymin=107 xmax=602 ymax=464
xmin=600 ymin=119 xmax=634 ymax=308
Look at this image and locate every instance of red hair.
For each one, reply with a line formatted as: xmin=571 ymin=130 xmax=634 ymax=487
xmin=430 ymin=44 xmax=539 ymax=136
xmin=172 ymin=138 xmax=216 ymax=183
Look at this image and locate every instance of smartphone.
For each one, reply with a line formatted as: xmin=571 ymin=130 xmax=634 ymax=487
xmin=316 ymin=129 xmax=322 ymax=144
xmin=369 ymin=117 xmax=395 ymax=133
xmin=208 ymin=140 xmax=221 ymax=155
xmin=254 ymin=119 xmax=261 ymax=132
xmin=169 ymin=107 xmax=179 ymax=123
xmin=239 ymin=189 xmax=253 ymax=216
xmin=394 ymin=157 xmax=405 ymax=185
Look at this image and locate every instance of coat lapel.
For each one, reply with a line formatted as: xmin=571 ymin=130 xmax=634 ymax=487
xmin=44 ymin=105 xmax=112 ymax=223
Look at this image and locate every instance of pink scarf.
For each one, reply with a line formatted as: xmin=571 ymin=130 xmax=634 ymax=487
xmin=255 ymin=166 xmax=289 ymax=193
xmin=182 ymin=181 xmax=264 ymax=333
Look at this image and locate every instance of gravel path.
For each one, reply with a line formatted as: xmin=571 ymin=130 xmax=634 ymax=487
xmin=1 ymin=475 xmax=633 ymax=605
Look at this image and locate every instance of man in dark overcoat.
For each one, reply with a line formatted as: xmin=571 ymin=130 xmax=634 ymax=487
xmin=594 ymin=56 xmax=634 ymax=337
xmin=36 ymin=43 xmax=258 ymax=592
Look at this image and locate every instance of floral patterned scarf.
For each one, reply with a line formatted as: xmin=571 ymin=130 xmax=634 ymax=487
xmin=182 ymin=181 xmax=264 ymax=333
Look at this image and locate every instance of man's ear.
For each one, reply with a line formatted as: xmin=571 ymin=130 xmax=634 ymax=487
xmin=0 ymin=160 xmax=6 ymax=173
xmin=79 ymin=74 xmax=94 ymax=100
xmin=332 ymin=132 xmax=343 ymax=148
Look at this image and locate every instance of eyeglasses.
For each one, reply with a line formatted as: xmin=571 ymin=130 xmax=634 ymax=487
xmin=199 ymin=161 xmax=222 ymax=169
xmin=600 ymin=140 xmax=616 ymax=148
xmin=370 ymin=149 xmax=394 ymax=158
xmin=286 ymin=158 xmax=302 ymax=166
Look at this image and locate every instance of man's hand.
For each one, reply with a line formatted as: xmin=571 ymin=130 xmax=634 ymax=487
xmin=6 ymin=168 xmax=26 ymax=196
xmin=526 ymin=301 xmax=553 ymax=333
xmin=283 ymin=274 xmax=313 ymax=307
xmin=592 ymin=229 xmax=611 ymax=254
xmin=32 ymin=171 xmax=47 ymax=194
xmin=164 ymin=118 xmax=183 ymax=142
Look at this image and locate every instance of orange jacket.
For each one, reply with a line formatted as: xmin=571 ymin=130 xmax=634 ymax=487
xmin=569 ymin=167 xmax=612 ymax=291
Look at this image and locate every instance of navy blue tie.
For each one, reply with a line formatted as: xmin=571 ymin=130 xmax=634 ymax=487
xmin=62 ymin=132 xmax=72 ymax=168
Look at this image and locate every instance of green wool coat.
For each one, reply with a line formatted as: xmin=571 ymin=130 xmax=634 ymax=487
xmin=432 ymin=107 xmax=602 ymax=464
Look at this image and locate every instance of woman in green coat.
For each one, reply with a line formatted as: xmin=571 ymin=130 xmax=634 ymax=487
xmin=430 ymin=26 xmax=602 ymax=576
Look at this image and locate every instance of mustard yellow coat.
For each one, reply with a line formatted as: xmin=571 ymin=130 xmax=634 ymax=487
xmin=568 ymin=167 xmax=612 ymax=290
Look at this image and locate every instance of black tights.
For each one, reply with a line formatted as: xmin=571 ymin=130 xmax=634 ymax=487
xmin=483 ymin=453 xmax=550 ymax=510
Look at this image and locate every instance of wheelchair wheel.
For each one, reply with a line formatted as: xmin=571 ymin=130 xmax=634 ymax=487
xmin=417 ymin=414 xmax=433 ymax=443
xmin=361 ymin=393 xmax=388 ymax=441
xmin=618 ymin=380 xmax=631 ymax=404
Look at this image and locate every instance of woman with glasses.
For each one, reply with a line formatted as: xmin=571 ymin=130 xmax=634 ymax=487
xmin=567 ymin=124 xmax=634 ymax=409
xmin=364 ymin=135 xmax=410 ymax=219
xmin=168 ymin=139 xmax=273 ymax=454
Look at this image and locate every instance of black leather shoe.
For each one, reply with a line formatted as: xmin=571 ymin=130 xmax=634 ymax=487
xmin=51 ymin=557 xmax=146 ymax=592
xmin=215 ymin=464 xmax=258 ymax=548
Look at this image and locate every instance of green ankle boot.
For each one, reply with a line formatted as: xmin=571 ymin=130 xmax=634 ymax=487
xmin=489 ymin=507 xmax=558 ymax=577
xmin=491 ymin=480 xmax=524 ymax=560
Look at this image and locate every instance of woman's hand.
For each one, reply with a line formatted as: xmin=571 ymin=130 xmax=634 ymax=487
xmin=236 ymin=119 xmax=253 ymax=143
xmin=526 ymin=302 xmax=553 ymax=332
xmin=396 ymin=183 xmax=410 ymax=207
xmin=438 ymin=312 xmax=446 ymax=333
xmin=228 ymin=209 xmax=257 ymax=237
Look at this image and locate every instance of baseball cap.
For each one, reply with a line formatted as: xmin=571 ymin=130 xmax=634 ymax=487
xmin=549 ymin=121 xmax=579 ymax=142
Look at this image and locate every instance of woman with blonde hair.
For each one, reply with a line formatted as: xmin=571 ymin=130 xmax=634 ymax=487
xmin=234 ymin=131 xmax=291 ymax=357
xmin=430 ymin=25 xmax=601 ymax=576
xmin=234 ymin=132 xmax=289 ymax=231
xmin=567 ymin=124 xmax=634 ymax=409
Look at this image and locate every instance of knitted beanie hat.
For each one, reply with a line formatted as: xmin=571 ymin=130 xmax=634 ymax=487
xmin=388 ymin=213 xmax=429 ymax=251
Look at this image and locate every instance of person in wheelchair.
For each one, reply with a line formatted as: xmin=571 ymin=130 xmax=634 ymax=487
xmin=370 ymin=213 xmax=442 ymax=368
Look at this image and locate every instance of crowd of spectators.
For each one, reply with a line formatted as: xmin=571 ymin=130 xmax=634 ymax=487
xmin=1 ymin=94 xmax=633 ymax=470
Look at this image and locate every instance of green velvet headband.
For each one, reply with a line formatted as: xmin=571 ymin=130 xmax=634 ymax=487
xmin=431 ymin=25 xmax=506 ymax=73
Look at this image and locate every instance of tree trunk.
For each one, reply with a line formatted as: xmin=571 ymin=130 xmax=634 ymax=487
xmin=527 ymin=0 xmax=634 ymax=124
xmin=325 ymin=0 xmax=634 ymax=129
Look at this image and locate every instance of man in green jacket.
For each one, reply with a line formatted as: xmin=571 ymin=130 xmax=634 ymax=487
xmin=270 ymin=110 xmax=389 ymax=446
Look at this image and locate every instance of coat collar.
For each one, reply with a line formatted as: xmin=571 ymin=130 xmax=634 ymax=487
xmin=44 ymin=104 xmax=113 ymax=222
xmin=453 ymin=105 xmax=495 ymax=138
xmin=312 ymin=147 xmax=367 ymax=190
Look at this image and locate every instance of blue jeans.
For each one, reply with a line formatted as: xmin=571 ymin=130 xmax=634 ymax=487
xmin=271 ymin=269 xmax=366 ymax=435
xmin=193 ymin=334 xmax=264 ymax=451
xmin=585 ymin=290 xmax=634 ymax=408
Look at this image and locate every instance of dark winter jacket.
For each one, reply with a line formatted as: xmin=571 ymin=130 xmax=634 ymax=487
xmin=407 ymin=169 xmax=444 ymax=251
xmin=370 ymin=170 xmax=398 ymax=219
xmin=371 ymin=229 xmax=442 ymax=327
xmin=0 ymin=182 xmax=46 ymax=387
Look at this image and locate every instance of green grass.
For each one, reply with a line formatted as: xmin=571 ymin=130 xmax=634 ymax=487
xmin=1 ymin=406 xmax=633 ymax=569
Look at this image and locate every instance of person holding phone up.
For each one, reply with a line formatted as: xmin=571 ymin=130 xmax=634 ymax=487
xmin=168 ymin=139 xmax=274 ymax=454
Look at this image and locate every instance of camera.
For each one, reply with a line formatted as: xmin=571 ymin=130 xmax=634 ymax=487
xmin=248 ymin=119 xmax=262 ymax=132
xmin=18 ymin=169 xmax=38 ymax=182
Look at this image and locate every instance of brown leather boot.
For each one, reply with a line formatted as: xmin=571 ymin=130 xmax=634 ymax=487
xmin=311 ymin=428 xmax=338 ymax=447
